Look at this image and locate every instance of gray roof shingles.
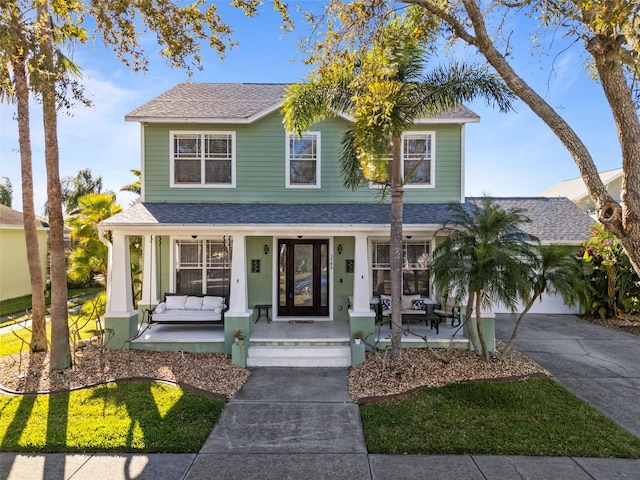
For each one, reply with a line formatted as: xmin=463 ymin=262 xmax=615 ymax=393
xmin=101 ymin=197 xmax=594 ymax=244
xmin=477 ymin=197 xmax=594 ymax=243
xmin=125 ymin=83 xmax=480 ymax=122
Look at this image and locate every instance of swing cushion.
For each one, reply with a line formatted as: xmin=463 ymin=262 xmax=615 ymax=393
xmin=151 ymin=294 xmax=226 ymax=323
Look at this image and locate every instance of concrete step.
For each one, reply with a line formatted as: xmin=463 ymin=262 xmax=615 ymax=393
xmin=247 ymin=345 xmax=352 ymax=367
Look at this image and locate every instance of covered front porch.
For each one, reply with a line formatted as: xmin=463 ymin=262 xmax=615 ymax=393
xmin=127 ymin=319 xmax=472 ymax=367
xmin=98 ymin=202 xmax=496 ymax=367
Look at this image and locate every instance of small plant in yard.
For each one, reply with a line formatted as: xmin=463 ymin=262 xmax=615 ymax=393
xmin=233 ymin=330 xmax=245 ymax=342
xmin=353 ymin=330 xmax=364 ymax=343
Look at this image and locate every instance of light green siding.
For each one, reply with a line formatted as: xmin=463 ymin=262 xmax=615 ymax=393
xmin=0 ymin=228 xmax=48 ymax=301
xmin=247 ymin=236 xmax=273 ymax=315
xmin=143 ymin=112 xmax=463 ymax=204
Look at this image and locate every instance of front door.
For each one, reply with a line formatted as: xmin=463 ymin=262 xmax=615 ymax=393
xmin=278 ymin=239 xmax=329 ymax=317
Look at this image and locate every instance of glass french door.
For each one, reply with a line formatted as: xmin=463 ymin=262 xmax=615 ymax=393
xmin=278 ymin=239 xmax=329 ymax=316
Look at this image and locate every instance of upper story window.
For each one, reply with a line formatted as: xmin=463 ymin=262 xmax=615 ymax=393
xmin=171 ymin=131 xmax=236 ymax=188
xmin=286 ymin=132 xmax=321 ymax=188
xmin=369 ymin=131 xmax=435 ymax=188
xmin=403 ymin=132 xmax=434 ymax=187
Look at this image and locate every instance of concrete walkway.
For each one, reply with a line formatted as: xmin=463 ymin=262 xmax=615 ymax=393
xmin=3 ymin=316 xmax=640 ymax=479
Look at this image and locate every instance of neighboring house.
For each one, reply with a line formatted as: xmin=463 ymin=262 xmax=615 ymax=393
xmin=98 ymin=83 xmax=592 ymax=366
xmin=0 ymin=205 xmax=49 ymax=302
xmin=539 ymin=167 xmax=623 ymax=216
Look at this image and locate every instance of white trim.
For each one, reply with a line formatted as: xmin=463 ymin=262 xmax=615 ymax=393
xmin=285 ymin=131 xmax=321 ymax=189
xmin=140 ymin=124 xmax=146 ymax=202
xmin=126 ymin=102 xmax=354 ymax=125
xmin=169 ymin=130 xmax=236 ymax=188
xmin=403 ymin=131 xmax=436 ymax=189
xmin=413 ymin=117 xmax=479 ymax=124
xmin=460 ymin=124 xmax=466 ymax=204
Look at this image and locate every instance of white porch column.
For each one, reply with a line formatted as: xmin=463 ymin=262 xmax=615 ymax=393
xmin=228 ymin=234 xmax=250 ymax=314
xmin=352 ymin=233 xmax=372 ymax=314
xmin=140 ymin=235 xmax=158 ymax=306
xmin=108 ymin=232 xmax=133 ymax=314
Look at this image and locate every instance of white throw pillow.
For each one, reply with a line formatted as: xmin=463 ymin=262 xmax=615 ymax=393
xmin=213 ymin=306 xmax=222 ymax=314
xmin=154 ymin=302 xmax=166 ymax=314
xmin=402 ymin=294 xmax=421 ymax=310
xmin=202 ymin=296 xmax=223 ymax=310
xmin=185 ymin=296 xmax=203 ymax=310
xmin=165 ymin=295 xmax=187 ymax=310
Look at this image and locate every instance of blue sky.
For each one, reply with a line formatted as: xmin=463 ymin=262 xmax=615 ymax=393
xmin=0 ymin=3 xmax=622 ymax=213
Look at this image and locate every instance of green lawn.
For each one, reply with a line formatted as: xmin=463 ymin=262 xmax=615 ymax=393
xmin=0 ymin=308 xmax=101 ymax=358
xmin=360 ymin=377 xmax=640 ymax=458
xmin=0 ymin=287 xmax=103 ymax=323
xmin=0 ymin=382 xmax=224 ymax=452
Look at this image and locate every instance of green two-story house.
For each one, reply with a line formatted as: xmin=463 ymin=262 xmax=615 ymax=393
xmin=98 ymin=82 xmax=592 ymax=367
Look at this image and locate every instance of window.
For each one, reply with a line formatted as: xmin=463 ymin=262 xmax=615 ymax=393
xmin=403 ymin=133 xmax=433 ymax=186
xmin=171 ymin=132 xmax=235 ymax=187
xmin=174 ymin=238 xmax=231 ymax=296
xmin=371 ymin=240 xmax=431 ymax=297
xmin=286 ymin=132 xmax=321 ymax=188
xmin=369 ymin=132 xmax=435 ymax=188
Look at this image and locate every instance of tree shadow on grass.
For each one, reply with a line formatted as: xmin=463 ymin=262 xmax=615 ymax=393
xmin=89 ymin=381 xmax=223 ymax=453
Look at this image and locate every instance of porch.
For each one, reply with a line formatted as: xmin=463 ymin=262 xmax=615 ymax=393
xmin=128 ymin=319 xmax=470 ymax=366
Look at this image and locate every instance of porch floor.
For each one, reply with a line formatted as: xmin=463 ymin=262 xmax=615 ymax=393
xmin=131 ymin=323 xmax=225 ymax=344
xmin=127 ymin=319 xmax=468 ymax=346
xmin=377 ymin=319 xmax=466 ymax=341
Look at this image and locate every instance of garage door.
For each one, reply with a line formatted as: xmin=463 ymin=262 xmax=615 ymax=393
xmin=493 ymin=292 xmax=580 ymax=314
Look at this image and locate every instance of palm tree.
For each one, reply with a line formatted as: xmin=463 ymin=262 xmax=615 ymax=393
xmin=66 ymin=192 xmax=121 ymax=287
xmin=500 ymin=245 xmax=582 ymax=357
xmin=283 ymin=10 xmax=514 ymax=359
xmin=1 ymin=2 xmax=48 ymax=352
xmin=60 ymin=168 xmax=103 ymax=215
xmin=120 ymin=169 xmax=141 ymax=196
xmin=432 ymin=197 xmax=538 ymax=361
xmin=0 ymin=177 xmax=12 ymax=206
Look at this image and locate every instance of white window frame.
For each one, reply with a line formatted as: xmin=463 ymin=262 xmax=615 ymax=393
xmin=370 ymin=238 xmax=432 ymax=296
xmin=285 ymin=131 xmax=321 ymax=189
xmin=170 ymin=237 xmax=232 ymax=295
xmin=170 ymin=131 xmax=236 ymax=188
xmin=368 ymin=131 xmax=436 ymax=189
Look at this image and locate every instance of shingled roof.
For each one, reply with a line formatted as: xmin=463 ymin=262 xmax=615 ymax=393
xmin=124 ymin=83 xmax=480 ymax=124
xmin=101 ymin=198 xmax=593 ymax=244
xmin=473 ymin=197 xmax=594 ymax=244
xmin=100 ymin=202 xmax=462 ymax=227
xmin=0 ymin=205 xmax=48 ymax=228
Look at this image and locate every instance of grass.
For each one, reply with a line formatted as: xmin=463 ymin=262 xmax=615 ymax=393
xmin=0 ymin=382 xmax=224 ymax=452
xmin=360 ymin=377 xmax=640 ymax=458
xmin=0 ymin=287 xmax=103 ymax=322
xmin=0 ymin=309 xmax=100 ymax=358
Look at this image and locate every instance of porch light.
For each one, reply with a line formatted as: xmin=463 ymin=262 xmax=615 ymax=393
xmin=264 ymin=244 xmax=270 ymax=255
xmin=337 ymin=244 xmax=343 ymax=255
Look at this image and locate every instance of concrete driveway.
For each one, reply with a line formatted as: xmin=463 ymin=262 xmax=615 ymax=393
xmin=495 ymin=313 xmax=640 ymax=438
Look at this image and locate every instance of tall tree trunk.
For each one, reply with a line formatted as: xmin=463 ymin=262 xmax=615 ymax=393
xmin=464 ymin=291 xmax=480 ymax=354
xmin=501 ymin=292 xmax=539 ymax=357
xmin=475 ymin=291 xmax=489 ymax=361
xmin=11 ymin=39 xmax=48 ymax=353
xmin=38 ymin=2 xmax=71 ymax=370
xmin=588 ymin=34 xmax=640 ymax=276
xmin=390 ymin=134 xmax=404 ymax=360
xmin=408 ymin=0 xmax=640 ymax=277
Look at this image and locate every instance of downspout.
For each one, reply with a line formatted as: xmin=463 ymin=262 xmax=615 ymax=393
xmin=98 ymin=228 xmax=113 ymax=312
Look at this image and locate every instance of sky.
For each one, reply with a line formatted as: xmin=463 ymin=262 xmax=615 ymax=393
xmin=0 ymin=2 xmax=623 ymax=214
